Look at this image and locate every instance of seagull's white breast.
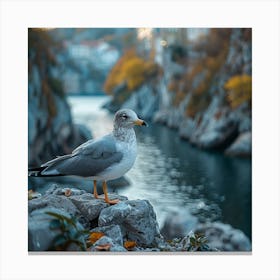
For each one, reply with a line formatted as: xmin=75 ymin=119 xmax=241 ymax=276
xmin=94 ymin=138 xmax=137 ymax=181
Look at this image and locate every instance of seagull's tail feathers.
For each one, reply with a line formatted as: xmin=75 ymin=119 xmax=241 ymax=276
xmin=28 ymin=154 xmax=71 ymax=177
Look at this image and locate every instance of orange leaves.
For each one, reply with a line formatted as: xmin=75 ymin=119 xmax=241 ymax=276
xmin=87 ymin=231 xmax=137 ymax=252
xmin=88 ymin=232 xmax=105 ymax=244
xmin=124 ymin=240 xmax=137 ymax=250
xmin=224 ymin=74 xmax=252 ymax=109
xmin=87 ymin=232 xmax=112 ymax=251
xmin=103 ymin=48 xmax=158 ymax=95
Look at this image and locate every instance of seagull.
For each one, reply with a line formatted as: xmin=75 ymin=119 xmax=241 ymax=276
xmin=29 ymin=109 xmax=147 ymax=204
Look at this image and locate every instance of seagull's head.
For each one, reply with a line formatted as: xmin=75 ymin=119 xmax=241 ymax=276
xmin=114 ymin=109 xmax=148 ymax=129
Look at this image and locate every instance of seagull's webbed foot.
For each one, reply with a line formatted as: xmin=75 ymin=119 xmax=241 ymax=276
xmin=104 ymin=198 xmax=119 ymax=205
xmin=102 ymin=181 xmax=119 ymax=205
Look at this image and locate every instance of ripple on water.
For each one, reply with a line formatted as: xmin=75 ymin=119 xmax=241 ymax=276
xmin=119 ymin=136 xmax=222 ymax=227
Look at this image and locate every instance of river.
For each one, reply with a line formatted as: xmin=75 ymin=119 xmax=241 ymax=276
xmin=68 ymin=95 xmax=252 ymax=239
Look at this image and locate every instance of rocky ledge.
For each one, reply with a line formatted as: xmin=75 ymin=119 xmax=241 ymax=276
xmin=28 ymin=185 xmax=251 ymax=252
xmin=29 ymin=185 xmax=164 ymax=252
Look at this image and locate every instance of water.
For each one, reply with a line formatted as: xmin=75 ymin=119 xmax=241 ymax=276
xmin=68 ymin=95 xmax=252 ymax=239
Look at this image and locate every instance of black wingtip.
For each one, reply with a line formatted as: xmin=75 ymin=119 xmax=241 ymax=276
xmin=28 ymin=166 xmax=44 ymax=177
xmin=28 ymin=166 xmax=66 ymax=177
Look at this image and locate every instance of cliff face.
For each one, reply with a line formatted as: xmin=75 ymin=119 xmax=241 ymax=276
xmin=28 ymin=29 xmax=91 ymax=166
xmin=104 ymin=28 xmax=252 ymax=156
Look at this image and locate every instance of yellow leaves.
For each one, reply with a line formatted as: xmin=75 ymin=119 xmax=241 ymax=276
xmin=224 ymin=74 xmax=252 ymax=109
xmin=124 ymin=56 xmax=146 ymax=90
xmin=88 ymin=232 xmax=105 ymax=244
xmin=124 ymin=240 xmax=137 ymax=250
xmin=225 ymin=74 xmax=252 ymax=91
xmin=103 ymin=48 xmax=157 ymax=94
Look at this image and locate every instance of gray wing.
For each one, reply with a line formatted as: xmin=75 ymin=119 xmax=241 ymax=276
xmin=41 ymin=134 xmax=123 ymax=177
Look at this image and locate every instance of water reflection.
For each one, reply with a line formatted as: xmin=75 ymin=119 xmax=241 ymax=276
xmin=68 ymin=96 xmax=251 ymax=239
xmin=133 ymin=124 xmax=251 ymax=239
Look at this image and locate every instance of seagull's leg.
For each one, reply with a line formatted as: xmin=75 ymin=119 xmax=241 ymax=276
xmin=93 ymin=180 xmax=99 ymax=199
xmin=102 ymin=181 xmax=119 ymax=205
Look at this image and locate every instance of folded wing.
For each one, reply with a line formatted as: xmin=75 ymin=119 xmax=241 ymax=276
xmin=41 ymin=134 xmax=123 ymax=177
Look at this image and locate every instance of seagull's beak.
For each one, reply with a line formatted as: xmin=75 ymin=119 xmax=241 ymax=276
xmin=134 ymin=119 xmax=148 ymax=127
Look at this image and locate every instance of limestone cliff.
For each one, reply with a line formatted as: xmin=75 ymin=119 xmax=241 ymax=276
xmin=104 ymin=28 xmax=252 ymax=156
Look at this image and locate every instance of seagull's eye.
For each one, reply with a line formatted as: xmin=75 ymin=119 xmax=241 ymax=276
xmin=121 ymin=114 xmax=128 ymax=120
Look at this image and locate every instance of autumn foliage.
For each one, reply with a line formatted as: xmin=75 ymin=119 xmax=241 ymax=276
xmin=224 ymin=74 xmax=252 ymax=109
xmin=167 ymin=29 xmax=232 ymax=117
xmin=87 ymin=231 xmax=137 ymax=251
xmin=123 ymin=240 xmax=137 ymax=250
xmin=103 ymin=49 xmax=158 ymax=95
xmin=88 ymin=232 xmax=105 ymax=244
